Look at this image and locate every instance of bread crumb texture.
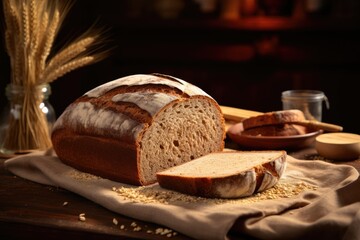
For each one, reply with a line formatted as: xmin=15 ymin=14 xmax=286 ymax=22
xmin=112 ymin=181 xmax=317 ymax=205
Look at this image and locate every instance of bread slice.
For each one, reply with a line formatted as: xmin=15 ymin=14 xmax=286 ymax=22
xmin=241 ymin=124 xmax=307 ymax=136
xmin=242 ymin=109 xmax=306 ymax=130
xmin=156 ymin=150 xmax=287 ymax=198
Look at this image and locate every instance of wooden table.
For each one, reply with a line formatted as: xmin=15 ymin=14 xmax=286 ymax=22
xmin=0 ymin=158 xmax=190 ymax=240
xmin=1 ymin=144 xmax=359 ymax=240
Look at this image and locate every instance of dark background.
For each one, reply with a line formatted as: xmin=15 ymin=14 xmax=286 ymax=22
xmin=1 ymin=0 xmax=360 ymax=133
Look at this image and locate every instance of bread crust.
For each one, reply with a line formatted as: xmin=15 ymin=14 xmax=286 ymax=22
xmin=242 ymin=110 xmax=306 ymax=130
xmin=52 ymin=128 xmax=142 ymax=185
xmin=156 ymin=151 xmax=287 ymax=198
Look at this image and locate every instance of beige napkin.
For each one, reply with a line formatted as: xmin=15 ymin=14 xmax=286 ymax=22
xmin=4 ymin=149 xmax=360 ymax=240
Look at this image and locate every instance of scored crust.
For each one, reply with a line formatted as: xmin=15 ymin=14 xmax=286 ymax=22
xmin=242 ymin=109 xmax=306 ymax=130
xmin=156 ymin=150 xmax=287 ymax=198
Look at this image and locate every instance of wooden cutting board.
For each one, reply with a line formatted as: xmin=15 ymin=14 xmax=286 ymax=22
xmin=219 ymin=105 xmax=262 ymax=132
xmin=220 ymin=105 xmax=262 ymax=122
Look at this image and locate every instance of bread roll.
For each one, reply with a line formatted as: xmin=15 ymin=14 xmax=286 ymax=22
xmin=156 ymin=150 xmax=287 ymax=198
xmin=51 ymin=73 xmax=226 ymax=185
xmin=242 ymin=109 xmax=306 ymax=130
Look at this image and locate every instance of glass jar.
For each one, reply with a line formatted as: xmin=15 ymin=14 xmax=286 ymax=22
xmin=281 ymin=90 xmax=329 ymax=121
xmin=0 ymin=83 xmax=56 ymax=156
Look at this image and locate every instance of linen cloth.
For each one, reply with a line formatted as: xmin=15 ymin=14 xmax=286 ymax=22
xmin=4 ymin=149 xmax=360 ymax=240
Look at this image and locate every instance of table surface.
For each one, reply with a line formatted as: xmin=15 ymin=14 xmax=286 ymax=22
xmin=1 ymin=143 xmax=359 ymax=240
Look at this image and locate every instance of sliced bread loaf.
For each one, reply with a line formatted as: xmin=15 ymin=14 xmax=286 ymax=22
xmin=156 ymin=150 xmax=287 ymax=198
xmin=51 ymin=73 xmax=226 ymax=186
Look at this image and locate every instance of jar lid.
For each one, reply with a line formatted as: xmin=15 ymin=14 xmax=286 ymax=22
xmin=281 ymin=90 xmax=330 ymax=109
xmin=282 ymin=90 xmax=325 ymax=101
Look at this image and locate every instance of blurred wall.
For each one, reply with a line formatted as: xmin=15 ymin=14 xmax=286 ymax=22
xmin=1 ymin=0 xmax=359 ymax=133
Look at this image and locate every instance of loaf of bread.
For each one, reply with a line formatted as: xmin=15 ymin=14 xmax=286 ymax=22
xmin=156 ymin=150 xmax=287 ymax=198
xmin=242 ymin=109 xmax=306 ymax=130
xmin=51 ymin=73 xmax=226 ymax=185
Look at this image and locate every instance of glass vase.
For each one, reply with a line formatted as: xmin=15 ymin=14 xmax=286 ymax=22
xmin=0 ymin=83 xmax=56 ymax=156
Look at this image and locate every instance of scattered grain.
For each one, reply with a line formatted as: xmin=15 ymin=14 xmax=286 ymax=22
xmin=155 ymin=227 xmax=177 ymax=237
xmin=112 ymin=181 xmax=317 ymax=205
xmin=62 ymin=201 xmax=68 ymax=206
xmin=133 ymin=226 xmax=142 ymax=232
xmin=79 ymin=213 xmax=86 ymax=222
xmin=113 ymin=218 xmax=118 ymax=225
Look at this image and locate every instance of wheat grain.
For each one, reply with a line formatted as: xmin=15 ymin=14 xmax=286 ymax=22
xmin=29 ymin=0 xmax=40 ymax=56
xmin=42 ymin=56 xmax=95 ymax=84
xmin=29 ymin=0 xmax=36 ymax=38
xmin=43 ymin=36 xmax=96 ymax=78
xmin=21 ymin=1 xmax=30 ymax=50
xmin=113 ymin=181 xmax=317 ymax=205
xmin=3 ymin=1 xmax=17 ymax=57
xmin=39 ymin=10 xmax=59 ymax=72
xmin=35 ymin=11 xmax=49 ymax=75
xmin=79 ymin=213 xmax=86 ymax=222
xmin=4 ymin=1 xmax=21 ymax=83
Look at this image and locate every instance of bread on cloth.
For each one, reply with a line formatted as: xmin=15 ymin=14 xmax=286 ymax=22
xmin=156 ymin=150 xmax=287 ymax=198
xmin=51 ymin=73 xmax=226 ymax=186
xmin=241 ymin=109 xmax=307 ymax=136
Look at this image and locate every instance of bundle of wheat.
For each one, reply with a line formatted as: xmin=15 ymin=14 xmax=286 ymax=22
xmin=2 ymin=0 xmax=108 ymax=152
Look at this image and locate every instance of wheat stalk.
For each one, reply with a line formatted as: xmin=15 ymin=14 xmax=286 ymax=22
xmin=41 ymin=36 xmax=96 ymax=82
xmin=42 ymin=56 xmax=95 ymax=84
xmin=1 ymin=0 xmax=108 ymax=152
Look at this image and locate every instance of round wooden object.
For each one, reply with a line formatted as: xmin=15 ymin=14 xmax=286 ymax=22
xmin=315 ymin=133 xmax=360 ymax=160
